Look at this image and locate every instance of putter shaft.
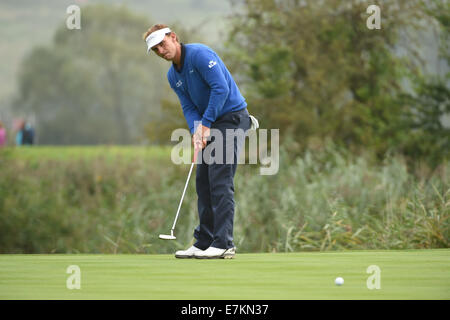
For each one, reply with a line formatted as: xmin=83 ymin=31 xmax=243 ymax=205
xmin=171 ymin=161 xmax=195 ymax=231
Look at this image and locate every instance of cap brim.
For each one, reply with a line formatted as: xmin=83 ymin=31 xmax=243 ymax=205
xmin=146 ymin=33 xmax=165 ymax=53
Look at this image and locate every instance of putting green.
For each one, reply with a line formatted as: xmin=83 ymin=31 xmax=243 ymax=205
xmin=0 ymin=249 xmax=448 ymax=299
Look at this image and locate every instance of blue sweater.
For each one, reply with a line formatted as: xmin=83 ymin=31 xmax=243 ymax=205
xmin=168 ymin=43 xmax=247 ymax=134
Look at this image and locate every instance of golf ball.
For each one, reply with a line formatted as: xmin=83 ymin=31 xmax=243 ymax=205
xmin=335 ymin=277 xmax=344 ymax=286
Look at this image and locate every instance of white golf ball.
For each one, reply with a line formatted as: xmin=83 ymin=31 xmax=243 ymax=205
xmin=335 ymin=277 xmax=344 ymax=286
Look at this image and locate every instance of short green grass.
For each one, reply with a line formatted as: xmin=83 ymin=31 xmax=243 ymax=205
xmin=0 ymin=250 xmax=449 ymax=299
xmin=3 ymin=145 xmax=172 ymax=162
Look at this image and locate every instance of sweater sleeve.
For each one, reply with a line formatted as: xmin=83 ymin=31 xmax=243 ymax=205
xmin=169 ymin=74 xmax=202 ymax=135
xmin=193 ymin=49 xmax=230 ymax=128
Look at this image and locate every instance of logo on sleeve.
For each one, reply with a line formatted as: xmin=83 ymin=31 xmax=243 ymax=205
xmin=176 ymin=80 xmax=183 ymax=87
xmin=208 ymin=60 xmax=217 ymax=69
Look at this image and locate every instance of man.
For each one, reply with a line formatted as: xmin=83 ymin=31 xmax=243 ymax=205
xmin=143 ymin=24 xmax=251 ymax=259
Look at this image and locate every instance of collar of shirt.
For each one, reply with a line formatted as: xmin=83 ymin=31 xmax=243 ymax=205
xmin=173 ymin=43 xmax=185 ymax=73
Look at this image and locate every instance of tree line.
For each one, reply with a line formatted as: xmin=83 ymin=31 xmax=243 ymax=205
xmin=13 ymin=1 xmax=449 ymax=167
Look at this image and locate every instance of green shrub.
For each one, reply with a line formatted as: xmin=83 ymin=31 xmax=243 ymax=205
xmin=0 ymin=145 xmax=448 ymax=253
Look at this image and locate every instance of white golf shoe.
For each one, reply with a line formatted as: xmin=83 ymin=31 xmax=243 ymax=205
xmin=175 ymin=245 xmax=203 ymax=259
xmin=194 ymin=246 xmax=236 ymax=259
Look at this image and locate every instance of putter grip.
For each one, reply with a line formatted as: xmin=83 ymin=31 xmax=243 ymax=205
xmin=193 ymin=148 xmax=199 ymax=163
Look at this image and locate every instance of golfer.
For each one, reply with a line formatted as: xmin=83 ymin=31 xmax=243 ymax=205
xmin=143 ymin=24 xmax=251 ymax=259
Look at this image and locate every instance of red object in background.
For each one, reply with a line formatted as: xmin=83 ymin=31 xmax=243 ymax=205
xmin=0 ymin=126 xmax=6 ymax=146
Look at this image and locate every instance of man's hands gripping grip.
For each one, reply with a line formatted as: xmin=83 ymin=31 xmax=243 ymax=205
xmin=192 ymin=124 xmax=210 ymax=150
xmin=192 ymin=124 xmax=210 ymax=163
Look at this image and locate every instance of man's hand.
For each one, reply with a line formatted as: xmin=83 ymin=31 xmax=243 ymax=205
xmin=192 ymin=124 xmax=210 ymax=150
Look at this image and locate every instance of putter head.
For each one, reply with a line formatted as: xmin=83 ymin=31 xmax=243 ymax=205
xmin=159 ymin=234 xmax=176 ymax=240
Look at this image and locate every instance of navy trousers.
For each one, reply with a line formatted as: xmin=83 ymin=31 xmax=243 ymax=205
xmin=193 ymin=108 xmax=251 ymax=250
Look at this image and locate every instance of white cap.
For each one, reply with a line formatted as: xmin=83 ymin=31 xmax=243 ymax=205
xmin=145 ymin=27 xmax=171 ymax=53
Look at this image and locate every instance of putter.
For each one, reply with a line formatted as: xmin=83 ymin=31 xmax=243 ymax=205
xmin=159 ymin=148 xmax=199 ymax=240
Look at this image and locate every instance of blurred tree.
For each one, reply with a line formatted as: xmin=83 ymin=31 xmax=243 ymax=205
xmin=400 ymin=78 xmax=450 ymax=168
xmin=398 ymin=0 xmax=450 ymax=168
xmin=144 ymin=90 xmax=188 ymax=144
xmin=224 ymin=0 xmax=446 ymax=162
xmin=14 ymin=4 xmax=167 ymax=144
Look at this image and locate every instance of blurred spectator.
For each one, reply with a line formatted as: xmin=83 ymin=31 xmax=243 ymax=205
xmin=15 ymin=119 xmax=35 ymax=146
xmin=15 ymin=119 xmax=25 ymax=146
xmin=22 ymin=123 xmax=35 ymax=145
xmin=0 ymin=121 xmax=6 ymax=147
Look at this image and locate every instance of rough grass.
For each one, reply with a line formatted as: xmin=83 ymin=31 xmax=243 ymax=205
xmin=0 ymin=145 xmax=448 ymax=254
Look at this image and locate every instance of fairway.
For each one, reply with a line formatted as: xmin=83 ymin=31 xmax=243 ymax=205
xmin=0 ymin=250 xmax=449 ymax=299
